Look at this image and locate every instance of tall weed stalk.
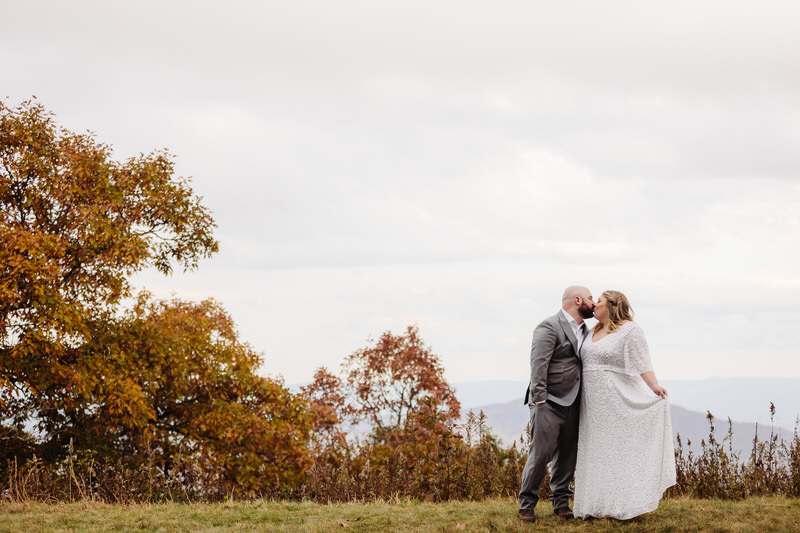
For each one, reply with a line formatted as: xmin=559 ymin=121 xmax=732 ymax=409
xmin=4 ymin=403 xmax=800 ymax=503
xmin=672 ymin=404 xmax=800 ymax=499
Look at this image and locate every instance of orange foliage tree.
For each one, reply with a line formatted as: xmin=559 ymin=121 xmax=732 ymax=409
xmin=300 ymin=367 xmax=350 ymax=461
xmin=303 ymin=325 xmax=461 ymax=446
xmin=1 ymin=99 xmax=217 ymax=441
xmin=344 ymin=325 xmax=460 ymax=434
xmin=299 ymin=327 xmax=521 ymax=503
xmin=0 ymin=100 xmax=312 ymax=494
xmin=68 ymin=295 xmax=313 ymax=495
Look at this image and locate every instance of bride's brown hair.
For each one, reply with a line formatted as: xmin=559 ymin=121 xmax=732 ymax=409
xmin=594 ymin=290 xmax=634 ymax=334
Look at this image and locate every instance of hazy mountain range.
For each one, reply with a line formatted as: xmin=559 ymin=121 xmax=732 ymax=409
xmin=453 ymin=378 xmax=799 ymax=454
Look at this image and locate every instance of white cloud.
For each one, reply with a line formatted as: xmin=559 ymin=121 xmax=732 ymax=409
xmin=5 ymin=0 xmax=800 ymax=384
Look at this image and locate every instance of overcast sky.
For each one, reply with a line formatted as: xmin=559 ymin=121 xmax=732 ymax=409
xmin=4 ymin=1 xmax=800 ymax=385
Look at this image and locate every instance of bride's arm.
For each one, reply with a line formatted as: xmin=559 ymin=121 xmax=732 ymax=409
xmin=641 ymin=371 xmax=668 ymax=398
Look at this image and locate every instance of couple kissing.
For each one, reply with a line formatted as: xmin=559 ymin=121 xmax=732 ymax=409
xmin=518 ymin=286 xmax=676 ymax=522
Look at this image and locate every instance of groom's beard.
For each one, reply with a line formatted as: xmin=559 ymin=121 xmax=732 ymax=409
xmin=578 ymin=303 xmax=595 ymax=319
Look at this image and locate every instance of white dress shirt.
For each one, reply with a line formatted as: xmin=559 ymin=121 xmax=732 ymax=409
xmin=561 ymin=308 xmax=587 ymax=348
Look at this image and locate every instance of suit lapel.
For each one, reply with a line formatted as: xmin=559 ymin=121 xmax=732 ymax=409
xmin=557 ymin=312 xmax=580 ymax=357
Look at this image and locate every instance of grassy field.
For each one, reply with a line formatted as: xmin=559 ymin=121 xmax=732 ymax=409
xmin=1 ymin=497 xmax=799 ymax=532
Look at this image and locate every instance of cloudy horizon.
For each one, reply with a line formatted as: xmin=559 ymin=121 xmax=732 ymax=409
xmin=4 ymin=1 xmax=800 ymax=385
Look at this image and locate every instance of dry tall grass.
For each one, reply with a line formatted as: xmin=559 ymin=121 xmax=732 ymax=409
xmin=672 ymin=405 xmax=800 ymax=499
xmin=3 ymin=407 xmax=798 ymax=504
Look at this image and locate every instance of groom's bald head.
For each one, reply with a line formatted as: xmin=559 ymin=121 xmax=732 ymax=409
xmin=562 ymin=286 xmax=590 ymax=304
xmin=562 ymin=286 xmax=595 ymax=321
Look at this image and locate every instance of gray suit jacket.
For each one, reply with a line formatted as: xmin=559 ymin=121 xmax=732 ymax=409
xmin=524 ymin=311 xmax=582 ymax=407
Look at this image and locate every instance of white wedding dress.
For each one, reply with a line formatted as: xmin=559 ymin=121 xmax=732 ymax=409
xmin=573 ymin=321 xmax=676 ymax=520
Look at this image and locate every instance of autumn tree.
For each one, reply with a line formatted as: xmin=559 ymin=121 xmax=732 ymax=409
xmin=0 ymin=100 xmax=313 ymax=494
xmin=1 ymin=99 xmax=216 ymax=457
xmin=300 ymin=326 xmax=468 ymax=501
xmin=300 ymin=367 xmax=350 ymax=461
xmin=344 ymin=325 xmax=460 ymax=433
xmin=303 ymin=325 xmax=461 ymax=448
xmin=64 ymin=294 xmax=313 ymax=494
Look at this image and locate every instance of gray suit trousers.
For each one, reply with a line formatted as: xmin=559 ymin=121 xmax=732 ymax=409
xmin=518 ymin=397 xmax=580 ymax=511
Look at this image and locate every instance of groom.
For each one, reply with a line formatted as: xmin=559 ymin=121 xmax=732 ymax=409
xmin=518 ymin=286 xmax=595 ymax=522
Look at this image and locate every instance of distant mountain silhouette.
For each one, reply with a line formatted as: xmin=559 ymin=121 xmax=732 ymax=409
xmin=660 ymin=377 xmax=800 ymax=427
xmin=289 ymin=377 xmax=799 ymax=451
xmin=460 ymin=399 xmax=795 ymax=455
xmin=453 ymin=377 xmax=800 ymax=438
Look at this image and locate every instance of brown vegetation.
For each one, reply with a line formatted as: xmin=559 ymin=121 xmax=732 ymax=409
xmin=3 ymin=397 xmax=799 ymax=503
xmin=672 ymin=405 xmax=800 ymax=499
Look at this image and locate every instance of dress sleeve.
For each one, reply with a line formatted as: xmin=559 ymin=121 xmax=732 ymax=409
xmin=622 ymin=323 xmax=654 ymax=376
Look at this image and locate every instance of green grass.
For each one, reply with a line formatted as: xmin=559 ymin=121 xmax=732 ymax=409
xmin=1 ymin=497 xmax=798 ymax=532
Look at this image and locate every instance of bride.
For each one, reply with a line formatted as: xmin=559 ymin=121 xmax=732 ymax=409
xmin=573 ymin=290 xmax=676 ymax=520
